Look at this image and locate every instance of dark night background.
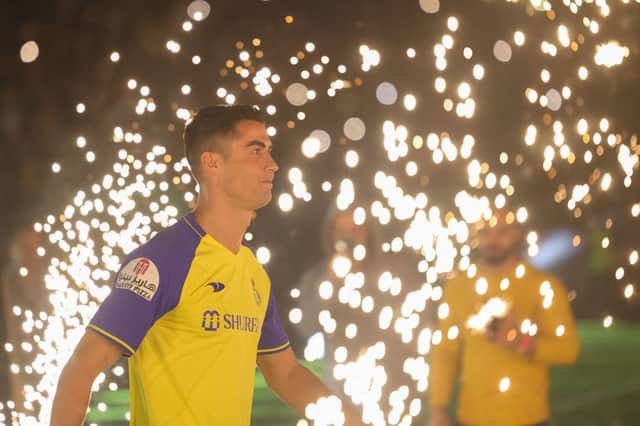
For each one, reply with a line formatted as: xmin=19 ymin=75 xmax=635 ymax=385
xmin=1 ymin=0 xmax=639 ymax=424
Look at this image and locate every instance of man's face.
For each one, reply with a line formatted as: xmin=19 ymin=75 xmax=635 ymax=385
xmin=477 ymin=214 xmax=523 ymax=266
xmin=216 ymin=120 xmax=278 ymax=211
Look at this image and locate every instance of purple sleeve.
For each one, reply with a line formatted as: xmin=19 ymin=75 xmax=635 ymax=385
xmin=89 ymin=256 xmax=178 ymax=356
xmin=257 ymin=290 xmax=290 ymax=354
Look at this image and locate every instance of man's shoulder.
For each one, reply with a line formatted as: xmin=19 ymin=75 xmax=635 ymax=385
xmin=524 ymin=262 xmax=562 ymax=283
xmin=521 ymin=263 xmax=569 ymax=295
xmin=123 ymin=217 xmax=202 ymax=268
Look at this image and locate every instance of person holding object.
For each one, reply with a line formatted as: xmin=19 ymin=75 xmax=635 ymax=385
xmin=51 ymin=105 xmax=362 ymax=426
xmin=428 ymin=208 xmax=579 ymax=426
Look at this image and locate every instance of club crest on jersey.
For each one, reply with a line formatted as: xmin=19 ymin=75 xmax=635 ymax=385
xmin=115 ymin=257 xmax=160 ymax=301
xmin=207 ymin=282 xmax=226 ymax=292
xmin=250 ymin=278 xmax=261 ymax=305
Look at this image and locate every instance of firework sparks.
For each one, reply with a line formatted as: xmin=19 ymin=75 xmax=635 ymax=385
xmin=3 ymin=1 xmax=639 ymax=425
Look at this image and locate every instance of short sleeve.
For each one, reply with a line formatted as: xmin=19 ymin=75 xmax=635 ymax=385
xmin=257 ymin=290 xmax=290 ymax=355
xmin=89 ymin=256 xmax=175 ymax=356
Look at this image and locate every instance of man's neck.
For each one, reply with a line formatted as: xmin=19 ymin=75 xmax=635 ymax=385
xmin=192 ymin=196 xmax=254 ymax=255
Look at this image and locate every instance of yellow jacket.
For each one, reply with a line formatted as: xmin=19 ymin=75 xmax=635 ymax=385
xmin=429 ymin=263 xmax=580 ymax=426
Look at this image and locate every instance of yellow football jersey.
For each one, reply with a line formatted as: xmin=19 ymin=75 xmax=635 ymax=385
xmin=89 ymin=213 xmax=290 ymax=425
xmin=429 ymin=264 xmax=579 ymax=426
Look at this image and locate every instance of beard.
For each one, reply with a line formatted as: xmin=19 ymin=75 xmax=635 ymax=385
xmin=480 ymin=243 xmax=521 ymax=266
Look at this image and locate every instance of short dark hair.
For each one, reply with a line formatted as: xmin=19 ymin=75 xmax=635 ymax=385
xmin=183 ymin=104 xmax=264 ymax=179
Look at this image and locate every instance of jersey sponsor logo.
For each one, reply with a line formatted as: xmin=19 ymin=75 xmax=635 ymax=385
xmin=201 ymin=309 xmax=261 ymax=334
xmin=202 ymin=310 xmax=221 ymax=331
xmin=115 ymin=257 xmax=160 ymax=301
xmin=133 ymin=259 xmax=150 ymax=275
xmin=207 ymin=282 xmax=226 ymax=292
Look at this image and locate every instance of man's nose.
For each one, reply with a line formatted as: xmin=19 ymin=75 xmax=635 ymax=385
xmin=266 ymin=154 xmax=279 ymax=172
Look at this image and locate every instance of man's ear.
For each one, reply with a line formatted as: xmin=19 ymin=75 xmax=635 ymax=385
xmin=201 ymin=151 xmax=223 ymax=176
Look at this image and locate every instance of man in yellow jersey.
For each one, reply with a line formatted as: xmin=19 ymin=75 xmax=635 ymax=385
xmin=51 ymin=105 xmax=363 ymax=425
xmin=428 ymin=208 xmax=580 ymax=426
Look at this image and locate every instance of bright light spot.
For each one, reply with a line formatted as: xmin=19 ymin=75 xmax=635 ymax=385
xmin=475 ymin=278 xmax=488 ymax=295
xmin=278 ymin=193 xmax=294 ymax=212
xmin=624 ymin=284 xmax=634 ymax=299
xmin=447 ymin=16 xmax=459 ymax=32
xmin=319 ymin=281 xmax=333 ymax=300
xmin=343 ymin=117 xmax=366 ymax=141
xmin=345 ymin=150 xmax=359 ymax=168
xmin=473 ymin=64 xmax=485 ymax=80
xmin=499 ymin=377 xmax=511 ymax=392
xmin=302 ymin=137 xmax=321 ymax=158
xmin=404 ymin=94 xmax=417 ymax=111
xmin=20 ymin=41 xmax=39 ymax=63
xmin=289 ymin=308 xmax=302 ymax=324
xmin=419 ymin=0 xmax=440 ymax=14
xmin=558 ymin=25 xmax=571 ymax=48
xmin=406 ymin=161 xmax=418 ymax=177
xmin=600 ymin=173 xmax=612 ymax=191
xmin=332 ymin=256 xmax=352 ymax=278
xmin=595 ymin=42 xmax=629 ymax=67
xmin=546 ymin=89 xmax=562 ymax=111
xmin=457 ymin=82 xmax=471 ymax=99
xmin=493 ymin=40 xmax=512 ymax=62
xmin=578 ymin=66 xmax=589 ymax=80
xmin=256 ymin=247 xmax=271 ymax=264
xmin=286 ymin=83 xmax=309 ymax=106
xmin=376 ymin=82 xmax=398 ymax=105
xmin=187 ymin=0 xmax=211 ymax=21
xmin=166 ymin=40 xmax=181 ymax=54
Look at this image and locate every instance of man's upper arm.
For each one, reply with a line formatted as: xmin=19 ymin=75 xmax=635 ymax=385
xmin=69 ymin=328 xmax=124 ymax=378
xmin=89 ymin=255 xmax=179 ymax=356
xmin=257 ymin=346 xmax=297 ymax=384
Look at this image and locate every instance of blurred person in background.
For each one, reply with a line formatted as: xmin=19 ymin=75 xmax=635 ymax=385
xmin=294 ymin=205 xmax=426 ymax=424
xmin=428 ymin=207 xmax=580 ymax=426
xmin=294 ymin=206 xmax=380 ymax=372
